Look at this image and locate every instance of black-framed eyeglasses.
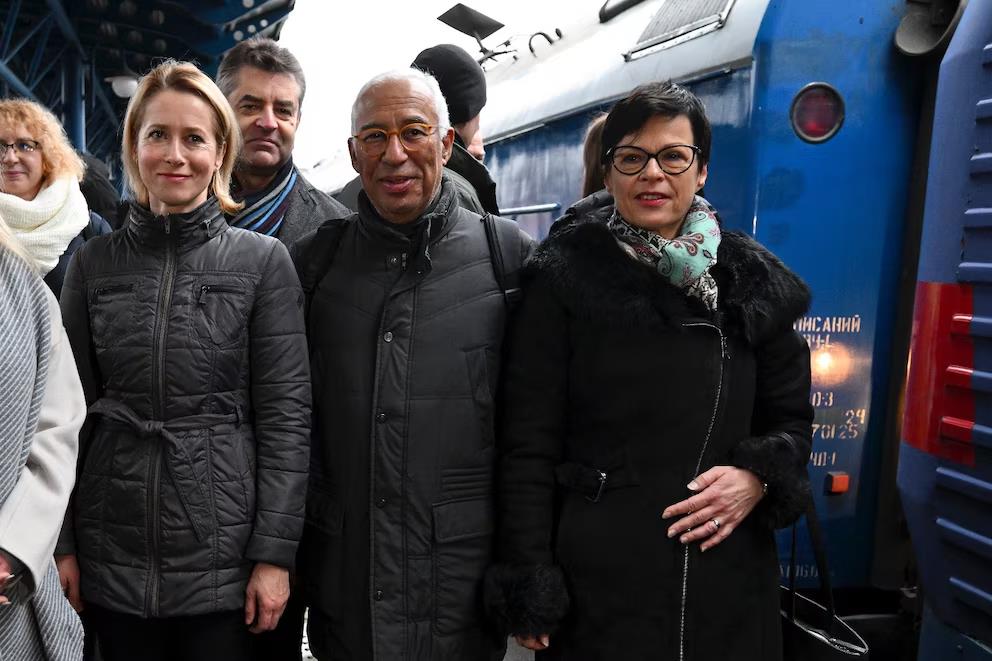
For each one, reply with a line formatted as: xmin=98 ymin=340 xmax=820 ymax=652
xmin=0 ymin=140 xmax=40 ymax=158
xmin=606 ymin=144 xmax=700 ymax=176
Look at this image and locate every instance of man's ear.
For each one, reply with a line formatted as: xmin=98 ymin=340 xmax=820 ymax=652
xmin=440 ymin=127 xmax=455 ymax=165
xmin=348 ymin=139 xmax=360 ymax=173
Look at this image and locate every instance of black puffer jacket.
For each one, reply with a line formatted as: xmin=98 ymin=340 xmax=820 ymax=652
xmin=59 ymin=198 xmax=311 ymax=618
xmin=485 ymin=193 xmax=812 ymax=661
xmin=294 ymin=178 xmax=533 ymax=660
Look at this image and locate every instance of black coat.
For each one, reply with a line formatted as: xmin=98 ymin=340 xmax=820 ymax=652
xmin=294 ymin=179 xmax=534 ymax=660
xmin=44 ymin=211 xmax=112 ymax=299
xmin=59 ymin=199 xmax=311 ymax=618
xmin=485 ymin=194 xmax=813 ymax=661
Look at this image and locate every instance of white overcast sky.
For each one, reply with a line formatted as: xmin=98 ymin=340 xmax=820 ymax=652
xmin=279 ymin=0 xmax=604 ymax=190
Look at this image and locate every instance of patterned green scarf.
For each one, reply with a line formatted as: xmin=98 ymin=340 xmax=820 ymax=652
xmin=609 ymin=195 xmax=721 ymax=310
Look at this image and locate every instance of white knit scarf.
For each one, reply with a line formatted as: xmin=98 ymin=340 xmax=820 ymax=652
xmin=0 ymin=176 xmax=90 ymax=275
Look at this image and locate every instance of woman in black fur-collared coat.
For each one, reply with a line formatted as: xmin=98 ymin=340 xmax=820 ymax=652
xmin=485 ymin=82 xmax=813 ymax=661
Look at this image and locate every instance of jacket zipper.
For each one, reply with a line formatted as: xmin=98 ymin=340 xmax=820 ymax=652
xmin=93 ymin=283 xmax=135 ymax=299
xmin=145 ymin=216 xmax=176 ymax=617
xmin=678 ymin=322 xmax=727 ymax=661
xmin=197 ymin=283 xmax=242 ymax=303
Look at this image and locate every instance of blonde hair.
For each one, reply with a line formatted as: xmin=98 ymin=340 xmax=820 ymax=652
xmin=122 ymin=60 xmax=243 ymax=215
xmin=0 ymin=98 xmax=86 ymax=187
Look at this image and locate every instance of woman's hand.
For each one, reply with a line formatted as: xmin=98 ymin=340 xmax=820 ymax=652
xmin=514 ymin=634 xmax=551 ymax=651
xmin=244 ymin=562 xmax=289 ymax=633
xmin=661 ymin=466 xmax=764 ymax=552
xmin=55 ymin=553 xmax=84 ymax=612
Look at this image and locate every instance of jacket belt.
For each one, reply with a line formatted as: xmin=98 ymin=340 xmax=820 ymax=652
xmin=88 ymin=398 xmax=244 ymax=542
xmin=554 ymin=461 xmax=638 ymax=503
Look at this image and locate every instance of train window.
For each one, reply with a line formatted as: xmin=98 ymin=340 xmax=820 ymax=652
xmin=790 ymin=83 xmax=845 ymax=143
xmin=623 ymin=0 xmax=737 ymax=61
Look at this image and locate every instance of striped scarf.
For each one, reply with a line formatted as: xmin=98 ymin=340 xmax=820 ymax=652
xmin=228 ymin=160 xmax=297 ymax=237
xmin=0 ymin=247 xmax=82 ymax=661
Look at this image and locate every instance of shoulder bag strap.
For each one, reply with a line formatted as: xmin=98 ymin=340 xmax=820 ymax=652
xmin=481 ymin=213 xmax=523 ymax=310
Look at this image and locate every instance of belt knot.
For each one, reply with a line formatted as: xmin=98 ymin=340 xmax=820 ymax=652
xmin=137 ymin=420 xmax=164 ymax=436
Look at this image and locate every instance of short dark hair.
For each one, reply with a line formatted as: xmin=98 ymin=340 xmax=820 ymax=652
xmin=216 ymin=38 xmax=306 ymax=108
xmin=601 ymin=81 xmax=711 ymax=168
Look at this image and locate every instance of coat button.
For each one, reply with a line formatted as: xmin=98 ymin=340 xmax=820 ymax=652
xmin=376 ymin=412 xmax=387 ymax=423
xmin=376 ymin=497 xmax=387 ymax=508
xmin=374 ymin=589 xmax=384 ymax=601
xmin=383 ymin=331 xmax=394 ymax=343
xmin=387 ymin=255 xmax=399 ymax=267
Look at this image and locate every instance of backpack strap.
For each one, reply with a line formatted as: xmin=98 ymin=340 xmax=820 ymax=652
xmin=481 ymin=213 xmax=523 ymax=311
xmin=295 ymin=217 xmax=352 ymax=320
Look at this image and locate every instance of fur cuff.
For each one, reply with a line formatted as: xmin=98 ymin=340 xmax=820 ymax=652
xmin=732 ymin=432 xmax=811 ymax=529
xmin=484 ymin=563 xmax=570 ymax=637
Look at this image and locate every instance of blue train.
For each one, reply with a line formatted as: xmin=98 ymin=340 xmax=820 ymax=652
xmin=475 ymin=0 xmax=990 ymax=657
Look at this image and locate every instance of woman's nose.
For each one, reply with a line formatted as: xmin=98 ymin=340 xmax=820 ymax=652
xmin=640 ymin=156 xmax=667 ymax=179
xmin=164 ymin=138 xmax=185 ymax=164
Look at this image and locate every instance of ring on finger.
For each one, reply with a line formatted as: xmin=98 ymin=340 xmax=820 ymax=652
xmin=711 ymin=518 xmax=721 ymax=531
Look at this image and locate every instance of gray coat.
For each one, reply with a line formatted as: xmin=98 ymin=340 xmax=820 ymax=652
xmin=294 ymin=179 xmax=534 ymax=660
xmin=275 ymin=170 xmax=352 ymax=247
xmin=0 ymin=250 xmax=84 ymax=661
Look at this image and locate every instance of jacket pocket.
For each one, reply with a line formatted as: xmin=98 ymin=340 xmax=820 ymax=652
xmin=463 ymin=347 xmax=496 ymax=447
xmin=189 ymin=281 xmax=251 ymax=349
xmin=89 ymin=282 xmax=136 ymax=347
xmin=432 ymin=497 xmax=494 ymax=635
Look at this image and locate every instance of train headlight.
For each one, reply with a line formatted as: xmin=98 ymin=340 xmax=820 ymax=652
xmin=790 ymin=83 xmax=845 ymax=143
xmin=810 ymin=343 xmax=853 ymax=387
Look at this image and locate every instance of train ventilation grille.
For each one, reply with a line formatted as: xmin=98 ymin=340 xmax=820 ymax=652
xmin=624 ymin=0 xmax=737 ymax=61
xmin=939 ymin=35 xmax=992 ymax=625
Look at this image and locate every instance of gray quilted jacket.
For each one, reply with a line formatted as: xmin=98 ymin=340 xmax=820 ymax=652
xmin=59 ymin=198 xmax=311 ymax=618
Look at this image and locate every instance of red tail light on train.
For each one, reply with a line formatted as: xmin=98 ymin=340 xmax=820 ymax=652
xmin=791 ymin=83 xmax=845 ymax=142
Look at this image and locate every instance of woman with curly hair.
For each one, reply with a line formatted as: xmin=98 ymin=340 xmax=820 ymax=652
xmin=0 ymin=99 xmax=111 ymax=298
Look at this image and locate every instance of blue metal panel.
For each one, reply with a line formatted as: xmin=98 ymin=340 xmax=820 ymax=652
xmin=919 ymin=604 xmax=992 ymax=661
xmin=896 ymin=0 xmax=992 ymax=651
xmin=748 ymin=0 xmax=920 ymax=589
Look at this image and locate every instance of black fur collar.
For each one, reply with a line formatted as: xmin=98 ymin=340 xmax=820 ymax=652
xmin=527 ymin=196 xmax=811 ymax=345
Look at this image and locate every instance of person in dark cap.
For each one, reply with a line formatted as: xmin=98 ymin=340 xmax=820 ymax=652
xmin=335 ymin=45 xmax=500 ymax=215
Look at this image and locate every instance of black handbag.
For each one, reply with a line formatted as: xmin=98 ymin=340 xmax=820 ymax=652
xmin=781 ymin=501 xmax=870 ymax=659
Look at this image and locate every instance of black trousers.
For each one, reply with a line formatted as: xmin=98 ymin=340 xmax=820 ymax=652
xmin=88 ymin=605 xmax=256 ymax=661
